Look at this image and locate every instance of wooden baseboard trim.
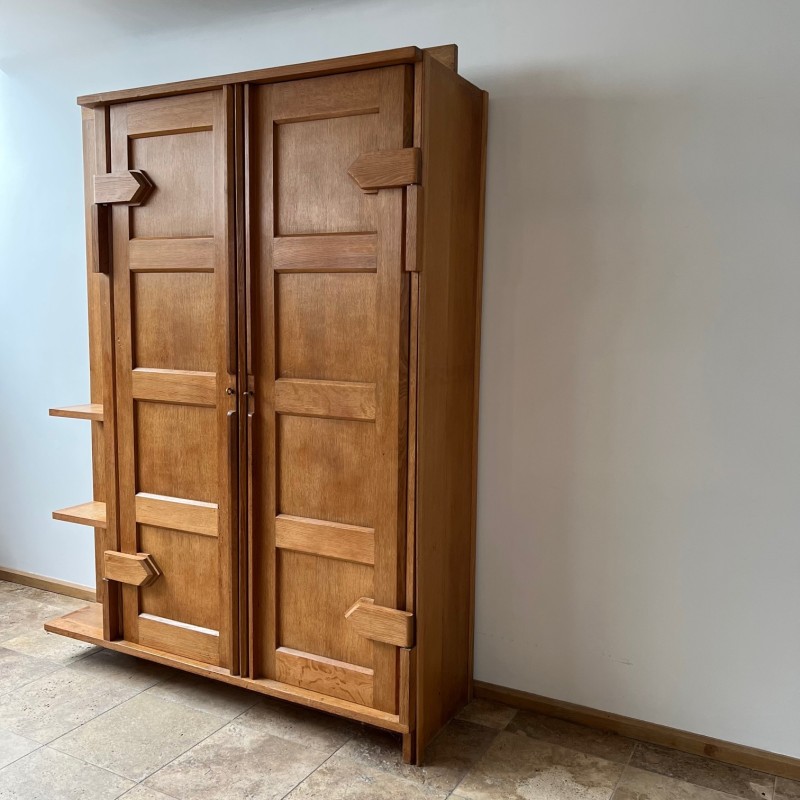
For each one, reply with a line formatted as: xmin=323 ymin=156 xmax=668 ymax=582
xmin=473 ymin=680 xmax=800 ymax=782
xmin=0 ymin=566 xmax=96 ymax=603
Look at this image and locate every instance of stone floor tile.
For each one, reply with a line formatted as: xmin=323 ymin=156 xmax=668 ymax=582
xmin=52 ymin=692 xmax=228 ymax=782
xmin=776 ymin=778 xmax=800 ymax=800
xmin=120 ymin=787 xmax=177 ymax=800
xmin=68 ymin=648 xmax=174 ymax=691
xmin=1 ymin=628 xmax=98 ymax=665
xmin=0 ymin=731 xmax=38 ymax=770
xmin=0 ymin=746 xmax=133 ymax=799
xmin=506 ymin=710 xmax=635 ymax=763
xmin=286 ymin=753 xmax=448 ymax=799
xmin=145 ymin=671 xmax=260 ymax=721
xmin=334 ymin=718 xmax=496 ymax=796
xmin=630 ymin=743 xmax=774 ymax=800
xmin=144 ymin=722 xmax=329 ymax=800
xmin=614 ymin=766 xmax=753 ymax=799
xmin=0 ymin=647 xmax=59 ymax=697
xmin=0 ymin=666 xmax=143 ymax=743
xmin=236 ymin=696 xmax=357 ymax=754
xmin=0 ymin=596 xmax=59 ymax=642
xmin=456 ymin=699 xmax=517 ymax=730
xmin=454 ymin=729 xmax=624 ymax=800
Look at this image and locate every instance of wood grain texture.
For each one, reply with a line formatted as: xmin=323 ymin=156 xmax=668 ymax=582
xmin=412 ymin=54 xmax=486 ymax=762
xmin=110 ymin=89 xmax=234 ymax=669
xmin=131 ymin=368 xmax=216 ymax=406
xmin=129 ymin=237 xmax=215 ymax=272
xmin=45 ymin=603 xmax=407 ymax=733
xmin=345 ymin=597 xmax=414 ymax=648
xmin=273 ymin=234 xmax=377 ymax=273
xmin=347 ymin=147 xmax=420 ymax=190
xmin=103 ymin=551 xmax=160 ymax=587
xmin=275 ymin=514 xmax=375 ymax=565
xmin=424 ymin=44 xmax=458 ymax=72
xmin=53 ymin=501 xmax=107 ymax=527
xmin=274 ymin=378 xmax=376 ymax=421
xmin=93 ymin=170 xmax=153 ymax=205
xmin=78 ymin=46 xmax=422 ymax=107
xmin=276 ymin=646 xmax=374 ymax=707
xmin=49 ymin=404 xmax=104 ymax=421
xmin=135 ymin=493 xmax=218 ymax=537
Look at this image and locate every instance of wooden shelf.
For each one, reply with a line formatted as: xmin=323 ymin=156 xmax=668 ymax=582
xmin=49 ymin=404 xmax=104 ymax=422
xmin=52 ymin=501 xmax=106 ymax=528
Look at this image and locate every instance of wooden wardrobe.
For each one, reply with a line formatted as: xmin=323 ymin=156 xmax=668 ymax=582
xmin=47 ymin=44 xmax=487 ymax=763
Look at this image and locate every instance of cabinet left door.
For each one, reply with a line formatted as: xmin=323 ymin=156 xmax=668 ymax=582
xmin=108 ymin=90 xmax=238 ymax=669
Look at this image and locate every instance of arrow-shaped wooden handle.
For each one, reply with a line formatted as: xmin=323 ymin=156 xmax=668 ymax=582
xmin=348 ymin=148 xmax=421 ymax=192
xmin=94 ymin=170 xmax=154 ymax=206
xmin=104 ymin=551 xmax=161 ymax=587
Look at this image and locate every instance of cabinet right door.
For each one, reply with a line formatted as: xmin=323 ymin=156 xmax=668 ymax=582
xmin=249 ymin=66 xmax=412 ymax=713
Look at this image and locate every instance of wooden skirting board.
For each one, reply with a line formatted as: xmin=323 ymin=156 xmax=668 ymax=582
xmin=0 ymin=567 xmax=96 ymax=603
xmin=473 ymin=680 xmax=800 ymax=782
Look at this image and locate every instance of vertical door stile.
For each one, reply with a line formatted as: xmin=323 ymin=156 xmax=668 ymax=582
xmin=223 ymin=83 xmax=240 ymax=677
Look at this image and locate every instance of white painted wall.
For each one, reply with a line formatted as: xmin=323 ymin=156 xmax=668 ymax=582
xmin=1 ymin=0 xmax=797 ymax=758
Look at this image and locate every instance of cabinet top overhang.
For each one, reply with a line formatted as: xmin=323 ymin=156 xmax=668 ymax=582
xmin=77 ymin=45 xmax=434 ymax=108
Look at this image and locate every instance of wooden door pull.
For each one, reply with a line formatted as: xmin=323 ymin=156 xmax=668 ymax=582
xmin=348 ymin=148 xmax=421 ymax=192
xmin=93 ymin=170 xmax=154 ymax=206
xmin=103 ymin=551 xmax=160 ymax=587
xmin=345 ymin=597 xmax=414 ymax=647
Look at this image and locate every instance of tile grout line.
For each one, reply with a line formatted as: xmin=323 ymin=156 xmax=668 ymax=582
xmin=608 ymin=741 xmax=636 ymax=799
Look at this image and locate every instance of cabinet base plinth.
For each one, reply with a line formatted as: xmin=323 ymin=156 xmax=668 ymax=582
xmin=45 ymin=604 xmax=408 ymax=735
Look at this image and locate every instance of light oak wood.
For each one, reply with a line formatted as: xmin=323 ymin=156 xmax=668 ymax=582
xmin=78 ymin=47 xmax=422 ymax=107
xmin=135 ymin=493 xmax=219 ymax=537
xmin=345 ymin=597 xmax=414 ymax=648
xmin=412 ymin=53 xmax=487 ymax=763
xmin=49 ymin=404 xmax=104 ymax=421
xmin=45 ymin=603 xmax=406 ymax=732
xmin=56 ymin=46 xmax=488 ymax=766
xmin=131 ymin=368 xmax=216 ymax=406
xmin=474 ymin=681 xmax=800 ymax=783
xmin=103 ymin=551 xmax=160 ymax=587
xmin=0 ymin=568 xmax=96 ymax=603
xmin=275 ymin=646 xmax=374 ymax=707
xmin=52 ymin=501 xmax=107 ymax=528
xmin=425 ymin=45 xmax=458 ymax=71
xmin=275 ymin=514 xmax=375 ymax=565
xmin=93 ymin=170 xmax=153 ymax=205
xmin=273 ymin=234 xmax=377 ymax=273
xmin=129 ymin=237 xmax=215 ymax=273
xmin=347 ymin=147 xmax=420 ymax=191
xmin=274 ymin=378 xmax=376 ymax=421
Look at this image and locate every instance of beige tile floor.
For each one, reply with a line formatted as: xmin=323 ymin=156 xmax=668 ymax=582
xmin=0 ymin=580 xmax=795 ymax=800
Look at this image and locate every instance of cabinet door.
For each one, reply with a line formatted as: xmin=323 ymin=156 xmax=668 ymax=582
xmin=109 ymin=91 xmax=237 ymax=669
xmin=249 ymin=67 xmax=412 ymax=712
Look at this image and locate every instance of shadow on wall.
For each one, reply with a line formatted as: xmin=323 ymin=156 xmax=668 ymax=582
xmin=474 ymin=65 xmax=729 ymax=710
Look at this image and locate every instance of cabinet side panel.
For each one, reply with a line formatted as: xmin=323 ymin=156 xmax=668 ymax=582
xmin=81 ymin=108 xmax=105 ymax=603
xmin=414 ymin=55 xmax=486 ymax=758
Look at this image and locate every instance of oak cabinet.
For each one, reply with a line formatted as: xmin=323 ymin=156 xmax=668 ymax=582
xmin=47 ymin=45 xmax=487 ymax=763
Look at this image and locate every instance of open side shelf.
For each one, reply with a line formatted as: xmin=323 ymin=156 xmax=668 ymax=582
xmin=52 ymin=501 xmax=106 ymax=528
xmin=49 ymin=404 xmax=104 ymax=422
xmin=45 ymin=603 xmax=406 ymax=733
